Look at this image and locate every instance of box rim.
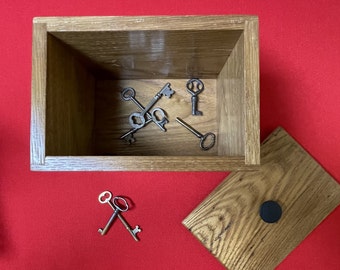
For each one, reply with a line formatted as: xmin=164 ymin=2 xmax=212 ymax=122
xmin=32 ymin=15 xmax=258 ymax=32
xmin=30 ymin=15 xmax=260 ymax=171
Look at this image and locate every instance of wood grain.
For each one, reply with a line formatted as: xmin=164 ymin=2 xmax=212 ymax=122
xmin=217 ymin=33 xmax=245 ymax=157
xmin=30 ymin=22 xmax=47 ymax=165
xmin=45 ymin=34 xmax=95 ymax=155
xmin=30 ymin=156 xmax=255 ymax=171
xmin=244 ymin=19 xmax=260 ymax=165
xmin=49 ymin=30 xmax=242 ymax=80
xmin=33 ymin=15 xmax=253 ymax=31
xmin=183 ymin=127 xmax=340 ymax=269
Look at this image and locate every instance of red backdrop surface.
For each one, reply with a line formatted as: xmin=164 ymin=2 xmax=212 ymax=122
xmin=0 ymin=0 xmax=340 ymax=269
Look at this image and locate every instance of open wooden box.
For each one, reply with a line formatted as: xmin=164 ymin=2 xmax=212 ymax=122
xmin=30 ymin=15 xmax=260 ymax=171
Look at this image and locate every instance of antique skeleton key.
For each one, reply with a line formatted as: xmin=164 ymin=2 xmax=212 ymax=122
xmin=128 ymin=83 xmax=174 ymax=129
xmin=121 ymin=87 xmax=168 ymax=131
xmin=120 ymin=107 xmax=168 ymax=144
xmin=186 ymin=78 xmax=204 ymax=116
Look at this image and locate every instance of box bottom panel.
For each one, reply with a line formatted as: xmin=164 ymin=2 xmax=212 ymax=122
xmin=93 ymin=79 xmax=219 ymax=156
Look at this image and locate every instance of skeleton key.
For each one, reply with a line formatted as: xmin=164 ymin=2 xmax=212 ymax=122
xmin=121 ymin=87 xmax=167 ymax=131
xmin=176 ymin=117 xmax=216 ymax=151
xmin=98 ymin=192 xmax=129 ymax=236
xmin=121 ymin=108 xmax=169 ymax=144
xmin=186 ymin=78 xmax=204 ymax=116
xmin=129 ymin=83 xmax=174 ymax=129
xmin=98 ymin=191 xmax=142 ymax=241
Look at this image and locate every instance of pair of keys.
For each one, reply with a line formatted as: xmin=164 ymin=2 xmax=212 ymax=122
xmin=120 ymin=83 xmax=175 ymax=143
xmin=98 ymin=191 xmax=141 ymax=241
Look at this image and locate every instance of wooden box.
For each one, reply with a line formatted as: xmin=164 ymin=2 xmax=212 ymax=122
xmin=30 ymin=15 xmax=260 ymax=171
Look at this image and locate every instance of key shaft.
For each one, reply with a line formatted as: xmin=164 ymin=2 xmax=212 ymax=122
xmin=98 ymin=209 xmax=120 ymax=235
xmin=176 ymin=117 xmax=203 ymax=139
xmin=121 ymin=118 xmax=153 ymax=140
xmin=106 ymin=200 xmax=141 ymax=241
xmin=176 ymin=117 xmax=216 ymax=151
xmin=191 ymin=95 xmax=203 ymax=115
xmin=141 ymin=83 xmax=173 ymax=116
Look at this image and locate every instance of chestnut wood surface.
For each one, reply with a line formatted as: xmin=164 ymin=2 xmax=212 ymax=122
xmin=182 ymin=127 xmax=340 ymax=269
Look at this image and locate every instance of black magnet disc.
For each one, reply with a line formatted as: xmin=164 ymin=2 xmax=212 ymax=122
xmin=259 ymin=200 xmax=282 ymax=223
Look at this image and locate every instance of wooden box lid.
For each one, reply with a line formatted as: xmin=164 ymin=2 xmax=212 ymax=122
xmin=182 ymin=127 xmax=340 ymax=269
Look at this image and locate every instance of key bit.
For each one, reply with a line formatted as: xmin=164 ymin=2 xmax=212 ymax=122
xmin=117 ymin=215 xmax=142 ymax=241
xmin=160 ymin=82 xmax=175 ymax=98
xmin=123 ymin=133 xmax=136 ymax=144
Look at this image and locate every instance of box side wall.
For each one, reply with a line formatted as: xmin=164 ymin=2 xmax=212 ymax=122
xmin=46 ymin=34 xmax=96 ymax=155
xmin=31 ymin=23 xmax=47 ymax=165
xmin=217 ymin=33 xmax=245 ymax=156
xmin=50 ymin=29 xmax=243 ymax=80
xmin=244 ymin=19 xmax=260 ymax=165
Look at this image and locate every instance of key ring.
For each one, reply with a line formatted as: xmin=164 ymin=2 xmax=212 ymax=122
xmin=186 ymin=78 xmax=204 ymax=96
xmin=112 ymin=196 xmax=129 ymax=212
xmin=200 ymin=132 xmax=216 ymax=151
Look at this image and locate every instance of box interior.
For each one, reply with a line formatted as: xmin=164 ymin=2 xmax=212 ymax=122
xmin=46 ymin=29 xmax=245 ymax=157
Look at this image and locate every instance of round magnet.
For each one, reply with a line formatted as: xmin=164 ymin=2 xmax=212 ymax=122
xmin=259 ymin=200 xmax=282 ymax=223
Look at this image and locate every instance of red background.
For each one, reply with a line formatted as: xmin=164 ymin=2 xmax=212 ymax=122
xmin=1 ymin=0 xmax=340 ymax=269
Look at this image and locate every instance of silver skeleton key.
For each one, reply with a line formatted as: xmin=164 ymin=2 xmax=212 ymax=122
xmin=176 ymin=117 xmax=216 ymax=151
xmin=98 ymin=191 xmax=141 ymax=241
xmin=121 ymin=87 xmax=168 ymax=131
xmin=128 ymin=83 xmax=174 ymax=129
xmin=186 ymin=78 xmax=204 ymax=116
